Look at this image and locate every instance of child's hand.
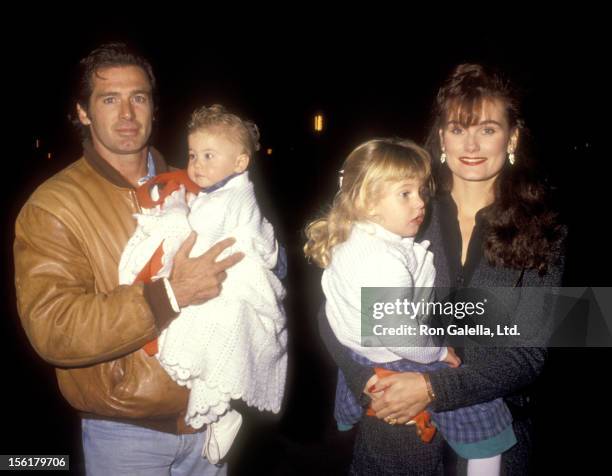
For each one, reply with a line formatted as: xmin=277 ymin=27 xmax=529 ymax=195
xmin=363 ymin=374 xmax=384 ymax=400
xmin=442 ymin=347 xmax=461 ymax=368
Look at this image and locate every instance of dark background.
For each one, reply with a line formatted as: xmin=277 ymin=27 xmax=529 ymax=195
xmin=2 ymin=17 xmax=609 ymax=475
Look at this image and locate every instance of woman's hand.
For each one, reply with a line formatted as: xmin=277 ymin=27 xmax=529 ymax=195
xmin=370 ymin=372 xmax=431 ymax=424
xmin=363 ymin=373 xmax=384 ymax=401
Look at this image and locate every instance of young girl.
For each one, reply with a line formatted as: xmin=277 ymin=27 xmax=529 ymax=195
xmin=305 ymin=138 xmax=516 ymax=476
xmin=119 ymin=105 xmax=287 ymax=464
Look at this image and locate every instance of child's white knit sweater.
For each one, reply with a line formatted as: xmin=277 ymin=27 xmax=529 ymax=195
xmin=322 ymin=221 xmax=446 ymax=364
xmin=119 ymin=172 xmax=287 ymax=431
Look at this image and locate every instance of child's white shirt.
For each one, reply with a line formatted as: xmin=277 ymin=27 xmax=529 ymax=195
xmin=322 ymin=221 xmax=446 ymax=363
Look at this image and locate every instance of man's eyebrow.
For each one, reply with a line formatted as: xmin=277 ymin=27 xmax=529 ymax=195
xmin=94 ymin=91 xmax=120 ymax=98
xmin=94 ymin=89 xmax=151 ymax=98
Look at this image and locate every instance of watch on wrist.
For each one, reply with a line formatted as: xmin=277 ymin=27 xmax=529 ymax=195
xmin=423 ymin=373 xmax=436 ymax=402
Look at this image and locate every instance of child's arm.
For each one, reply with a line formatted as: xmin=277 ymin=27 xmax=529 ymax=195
xmin=373 ymin=287 xmax=451 ymax=364
xmin=379 ymin=249 xmax=447 ymax=364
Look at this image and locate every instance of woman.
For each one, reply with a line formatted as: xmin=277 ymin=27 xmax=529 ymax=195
xmin=317 ymin=63 xmax=565 ymax=475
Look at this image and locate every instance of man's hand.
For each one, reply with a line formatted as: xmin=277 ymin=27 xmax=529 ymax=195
xmin=170 ymin=232 xmax=244 ymax=307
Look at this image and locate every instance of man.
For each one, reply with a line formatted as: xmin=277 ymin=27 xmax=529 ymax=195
xmin=14 ymin=43 xmax=241 ymax=475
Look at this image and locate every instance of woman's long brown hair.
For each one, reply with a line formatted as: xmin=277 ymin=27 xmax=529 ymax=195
xmin=425 ymin=64 xmax=564 ymax=275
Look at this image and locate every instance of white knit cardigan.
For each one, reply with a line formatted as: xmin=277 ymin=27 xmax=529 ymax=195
xmin=119 ymin=172 xmax=287 ymax=429
xmin=322 ymin=221 xmax=446 ymax=364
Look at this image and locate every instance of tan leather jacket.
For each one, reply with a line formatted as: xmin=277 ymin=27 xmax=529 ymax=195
xmin=14 ymin=142 xmax=193 ymax=433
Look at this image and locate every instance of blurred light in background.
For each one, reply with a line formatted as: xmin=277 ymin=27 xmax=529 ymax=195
xmin=314 ymin=113 xmax=324 ymax=133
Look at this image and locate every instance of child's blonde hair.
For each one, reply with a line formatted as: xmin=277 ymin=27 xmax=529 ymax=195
xmin=304 ymin=138 xmax=432 ymax=268
xmin=188 ymin=104 xmax=261 ymax=157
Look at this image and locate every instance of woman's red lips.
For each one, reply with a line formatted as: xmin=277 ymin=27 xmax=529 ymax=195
xmin=412 ymin=215 xmax=424 ymax=224
xmin=459 ymin=157 xmax=487 ymax=166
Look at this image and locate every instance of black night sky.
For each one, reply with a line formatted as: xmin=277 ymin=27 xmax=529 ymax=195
xmin=2 ymin=16 xmax=609 ymax=474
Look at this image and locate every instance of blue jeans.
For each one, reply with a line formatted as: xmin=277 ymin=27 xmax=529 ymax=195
xmin=82 ymin=418 xmax=227 ymax=476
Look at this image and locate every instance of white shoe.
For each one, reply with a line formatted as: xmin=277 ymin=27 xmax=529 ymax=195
xmin=203 ymin=409 xmax=243 ymax=464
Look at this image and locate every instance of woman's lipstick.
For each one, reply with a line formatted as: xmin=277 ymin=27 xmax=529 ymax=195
xmin=459 ymin=157 xmax=487 ymax=166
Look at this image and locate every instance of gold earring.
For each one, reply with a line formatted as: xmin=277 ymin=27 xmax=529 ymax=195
xmin=440 ymin=151 xmax=447 ymax=164
xmin=508 ymin=151 xmax=515 ymax=165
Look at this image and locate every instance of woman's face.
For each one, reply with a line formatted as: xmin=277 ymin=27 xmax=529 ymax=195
xmin=439 ymin=98 xmax=518 ymax=186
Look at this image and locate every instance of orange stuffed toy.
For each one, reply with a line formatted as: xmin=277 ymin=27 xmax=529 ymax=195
xmin=133 ymin=171 xmax=201 ymax=356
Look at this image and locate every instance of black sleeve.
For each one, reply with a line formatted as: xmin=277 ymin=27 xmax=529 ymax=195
xmin=428 ymin=239 xmax=565 ymax=412
xmin=317 ymin=303 xmax=374 ymax=406
xmin=427 ymin=346 xmax=547 ymax=412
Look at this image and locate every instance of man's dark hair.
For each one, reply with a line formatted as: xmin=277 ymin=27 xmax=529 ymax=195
xmin=71 ymin=42 xmax=157 ymax=138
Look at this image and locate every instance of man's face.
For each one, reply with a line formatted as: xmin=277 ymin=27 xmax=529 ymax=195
xmin=77 ymin=65 xmax=153 ymax=157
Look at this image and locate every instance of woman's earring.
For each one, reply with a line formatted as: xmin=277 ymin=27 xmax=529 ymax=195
xmin=508 ymin=151 xmax=515 ymax=165
xmin=440 ymin=151 xmax=447 ymax=164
